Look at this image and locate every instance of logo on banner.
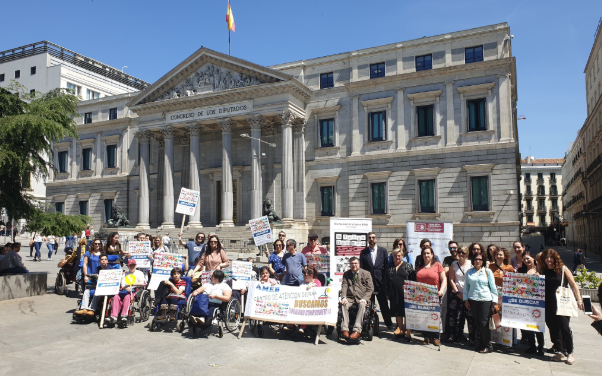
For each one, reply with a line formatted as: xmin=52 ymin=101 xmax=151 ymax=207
xmin=431 ymin=313 xmax=439 ymax=321
xmin=532 ymin=309 xmax=542 ymax=318
xmin=415 ymin=222 xmax=444 ymax=233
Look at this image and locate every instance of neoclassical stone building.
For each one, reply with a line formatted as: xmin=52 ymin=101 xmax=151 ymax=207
xmin=46 ymin=22 xmax=520 ymax=246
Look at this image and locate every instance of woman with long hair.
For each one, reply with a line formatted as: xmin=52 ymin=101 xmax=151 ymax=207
xmin=82 ymin=239 xmax=103 ymax=284
xmin=199 ymin=234 xmax=229 ymax=271
xmin=517 ymin=251 xmax=545 ymax=356
xmin=538 ymin=249 xmax=583 ymax=365
xmin=446 ymin=245 xmax=475 ymax=344
xmin=489 ymin=247 xmax=513 ymax=287
xmin=268 ymin=239 xmax=286 ymax=278
xmin=415 ymin=244 xmax=446 ymax=346
xmin=103 ymin=232 xmax=129 ymax=269
xmin=511 ymin=241 xmax=526 ymax=271
xmin=469 ymin=243 xmax=488 ymax=267
xmin=389 ymin=238 xmax=412 ymax=265
xmin=486 ymin=244 xmax=498 ymax=264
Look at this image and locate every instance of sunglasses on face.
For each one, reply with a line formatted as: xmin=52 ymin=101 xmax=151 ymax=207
xmin=93 ymin=243 xmax=102 ymax=246
xmin=457 ymin=252 xmax=466 ymax=255
xmin=474 ymin=259 xmax=483 ymax=262
xmin=209 ymin=241 xmax=218 ymax=244
xmin=449 ymin=247 xmax=457 ymax=250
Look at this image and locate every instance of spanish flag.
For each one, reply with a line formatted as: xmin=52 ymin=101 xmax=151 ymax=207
xmin=226 ymin=2 xmax=235 ymax=32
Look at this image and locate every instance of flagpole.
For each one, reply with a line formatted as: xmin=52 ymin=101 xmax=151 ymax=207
xmin=228 ymin=0 xmax=231 ymax=55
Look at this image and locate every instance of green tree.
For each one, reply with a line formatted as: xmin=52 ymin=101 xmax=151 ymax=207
xmin=26 ymin=210 xmax=91 ymax=237
xmin=0 ymin=81 xmax=79 ymax=221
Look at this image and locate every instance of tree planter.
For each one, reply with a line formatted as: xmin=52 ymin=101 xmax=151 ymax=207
xmin=579 ymin=288 xmax=600 ymax=303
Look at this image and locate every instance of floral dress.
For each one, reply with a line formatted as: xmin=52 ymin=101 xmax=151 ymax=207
xmin=268 ymin=252 xmax=285 ymax=275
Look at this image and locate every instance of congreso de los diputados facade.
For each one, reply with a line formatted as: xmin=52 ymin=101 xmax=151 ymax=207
xmin=45 ymin=22 xmax=520 ymax=247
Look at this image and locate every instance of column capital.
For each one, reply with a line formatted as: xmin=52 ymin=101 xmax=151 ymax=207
xmin=134 ymin=130 xmax=152 ymax=143
xmin=185 ymin=123 xmax=203 ymax=137
xmin=277 ymin=110 xmax=297 ymax=127
xmin=180 ymin=133 xmax=190 ymax=144
xmin=444 ymin=80 xmax=454 ymax=86
xmin=246 ymin=114 xmax=265 ymax=130
xmin=497 ymin=73 xmax=511 ymax=79
xmin=156 ymin=135 xmax=165 ymax=148
xmin=217 ymin=118 xmax=234 ymax=133
xmin=161 ymin=125 xmax=175 ymax=139
xmin=262 ymin=120 xmax=277 ymax=136
xmin=292 ymin=118 xmax=306 ymax=133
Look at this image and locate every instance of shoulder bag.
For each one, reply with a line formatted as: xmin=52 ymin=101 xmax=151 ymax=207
xmin=486 ymin=269 xmax=502 ymax=329
xmin=556 ymin=265 xmax=579 ymax=317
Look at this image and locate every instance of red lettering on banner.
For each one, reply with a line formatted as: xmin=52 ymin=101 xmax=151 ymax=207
xmin=414 ymin=222 xmax=444 ymax=233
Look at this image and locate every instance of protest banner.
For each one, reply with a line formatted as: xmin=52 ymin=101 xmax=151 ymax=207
xmin=200 ymin=269 xmax=233 ymax=286
xmin=404 ymin=281 xmax=441 ymax=333
xmin=406 ymin=221 xmax=453 ymax=262
xmin=249 ymin=216 xmax=273 ymax=247
xmin=329 ymin=218 xmax=372 ymax=285
xmin=95 ymin=269 xmax=123 ymax=296
xmin=491 ymin=286 xmax=513 ymax=347
xmin=500 ymin=272 xmax=546 ymax=332
xmin=148 ymin=253 xmax=185 ymax=290
xmin=244 ymin=284 xmax=340 ymax=326
xmin=127 ymin=241 xmax=152 ymax=269
xmin=232 ymin=261 xmax=253 ymax=290
xmin=175 ymin=187 xmax=200 ymax=232
xmin=305 ymin=254 xmax=330 ymax=273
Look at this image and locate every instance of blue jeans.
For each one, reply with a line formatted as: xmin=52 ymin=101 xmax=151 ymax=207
xmin=47 ymin=243 xmax=54 ymax=258
xmin=34 ymin=242 xmax=42 ymax=259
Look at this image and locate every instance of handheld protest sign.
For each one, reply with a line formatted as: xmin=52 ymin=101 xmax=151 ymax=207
xmin=175 ymin=187 xmax=200 ymax=232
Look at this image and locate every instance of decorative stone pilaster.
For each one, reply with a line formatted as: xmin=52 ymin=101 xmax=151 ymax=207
xmin=217 ymin=118 xmax=234 ymax=227
xmin=186 ymin=123 xmax=203 ymax=227
xmin=498 ymin=73 xmax=512 ymax=142
xmin=161 ymin=125 xmax=175 ymax=228
xmin=134 ymin=130 xmax=152 ymax=229
xmin=292 ymin=118 xmax=307 ymax=221
xmin=277 ymin=110 xmax=295 ymax=222
xmin=445 ymin=81 xmax=456 ymax=146
xmin=247 ymin=114 xmax=265 ymax=219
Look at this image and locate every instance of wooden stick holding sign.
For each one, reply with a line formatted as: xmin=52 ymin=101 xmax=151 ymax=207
xmin=175 ymin=187 xmax=200 ymax=234
xmin=99 ymin=296 xmax=108 ymax=329
xmin=238 ymin=318 xmax=247 ymax=339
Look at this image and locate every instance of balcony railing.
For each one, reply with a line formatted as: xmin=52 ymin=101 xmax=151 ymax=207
xmin=586 ymin=155 xmax=601 ymax=177
xmin=537 ymin=207 xmax=547 ymax=213
xmin=537 ymin=178 xmax=545 ymax=184
xmin=524 ymin=191 xmax=533 ymax=197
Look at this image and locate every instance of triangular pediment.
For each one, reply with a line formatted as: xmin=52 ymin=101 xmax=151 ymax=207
xmin=129 ymin=47 xmax=297 ymax=107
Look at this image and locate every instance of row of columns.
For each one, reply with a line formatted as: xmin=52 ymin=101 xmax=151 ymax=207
xmin=133 ymin=110 xmax=306 ymax=229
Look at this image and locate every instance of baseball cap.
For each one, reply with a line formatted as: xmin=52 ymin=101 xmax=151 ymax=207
xmin=127 ymin=259 xmax=137 ymax=266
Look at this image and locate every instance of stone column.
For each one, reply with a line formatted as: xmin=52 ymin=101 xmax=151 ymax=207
xmin=293 ymin=118 xmax=307 ymax=221
xmin=498 ymin=73 xmax=512 ymax=141
xmin=396 ymin=89 xmax=405 ymax=151
xmin=445 ymin=81 xmax=456 ymax=146
xmin=262 ymin=121 xmax=277 ymax=205
xmin=135 ymin=130 xmax=151 ymax=229
xmin=71 ymin=138 xmax=77 ymax=179
xmin=218 ymin=118 xmax=234 ymax=227
xmin=95 ymin=133 xmax=102 ymax=177
xmin=121 ymin=128 xmax=129 ymax=173
xmin=247 ymin=114 xmax=265 ymax=219
xmin=186 ymin=123 xmax=203 ymax=227
xmin=277 ymin=110 xmax=295 ymax=221
xmin=161 ymin=126 xmax=176 ymax=228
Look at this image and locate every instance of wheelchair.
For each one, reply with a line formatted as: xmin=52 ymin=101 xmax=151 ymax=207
xmin=55 ymin=256 xmax=81 ymax=296
xmin=72 ymin=274 xmax=102 ymax=324
xmin=149 ymin=277 xmax=192 ymax=332
xmin=101 ymin=285 xmax=151 ymax=328
xmin=335 ymin=300 xmax=379 ymax=342
xmin=183 ymin=290 xmax=242 ymax=338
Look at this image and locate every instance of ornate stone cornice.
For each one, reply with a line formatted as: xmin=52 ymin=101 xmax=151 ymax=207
xmin=134 ymin=130 xmax=152 ymax=143
xmin=246 ymin=114 xmax=265 ymax=130
xmin=277 ymin=110 xmax=297 ymax=127
xmin=292 ymin=118 xmax=306 ymax=133
xmin=161 ymin=125 xmax=175 ymax=139
xmin=180 ymin=133 xmax=190 ymax=144
xmin=155 ymin=135 xmax=165 ymax=147
xmin=185 ymin=123 xmax=203 ymax=137
xmin=217 ymin=118 xmax=234 ymax=133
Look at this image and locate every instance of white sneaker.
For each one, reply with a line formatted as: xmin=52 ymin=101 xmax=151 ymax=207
xmin=298 ymin=328 xmax=305 ymax=334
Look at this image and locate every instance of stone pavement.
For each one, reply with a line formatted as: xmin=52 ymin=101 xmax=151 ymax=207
xmin=0 ymin=243 xmax=601 ymax=376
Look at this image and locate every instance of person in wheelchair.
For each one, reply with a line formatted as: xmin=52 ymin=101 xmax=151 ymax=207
xmin=189 ymin=270 xmax=232 ymax=325
xmin=259 ymin=266 xmax=278 ymax=286
xmin=340 ymin=257 xmax=374 ymax=340
xmin=105 ymin=259 xmax=146 ymax=324
xmin=156 ymin=267 xmax=187 ymax=321
xmin=74 ymin=254 xmax=109 ymax=316
xmin=57 ymin=247 xmax=79 ymax=283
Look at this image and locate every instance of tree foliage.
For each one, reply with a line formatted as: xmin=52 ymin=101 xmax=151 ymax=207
xmin=0 ymin=81 xmax=79 ymax=220
xmin=26 ymin=210 xmax=91 ymax=237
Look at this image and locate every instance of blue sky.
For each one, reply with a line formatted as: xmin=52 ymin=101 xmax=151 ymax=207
xmin=1 ymin=0 xmax=600 ymax=158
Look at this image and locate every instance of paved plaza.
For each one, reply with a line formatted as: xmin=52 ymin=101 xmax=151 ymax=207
xmin=1 ymin=242 xmax=601 ymax=376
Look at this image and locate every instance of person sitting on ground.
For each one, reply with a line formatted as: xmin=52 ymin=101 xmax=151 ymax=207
xmin=0 ymin=243 xmax=11 ymax=262
xmin=340 ymin=257 xmax=374 ymax=340
xmin=258 ymin=266 xmax=278 ymax=286
xmin=156 ymin=267 xmax=187 ymax=321
xmin=105 ymin=259 xmax=146 ymax=324
xmin=75 ymin=254 xmax=109 ymax=316
xmin=0 ymin=242 xmax=28 ymax=274
xmin=190 ymin=270 xmax=233 ymax=325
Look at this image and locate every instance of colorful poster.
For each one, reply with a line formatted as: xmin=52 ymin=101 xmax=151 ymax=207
xmin=127 ymin=241 xmax=152 ymax=269
xmin=95 ymin=269 xmax=123 ymax=296
xmin=245 ymin=284 xmax=341 ymax=325
xmin=491 ymin=286 xmax=513 ymax=347
xmin=175 ymin=187 xmax=200 ymax=215
xmin=148 ymin=253 xmax=185 ymax=290
xmin=249 ymin=216 xmax=273 ymax=247
xmin=329 ymin=218 xmax=372 ymax=285
xmin=305 ymin=254 xmax=330 ymax=273
xmin=404 ymin=281 xmax=441 ymax=333
xmin=500 ymin=272 xmax=546 ymax=332
xmin=232 ymin=261 xmax=253 ymax=290
xmin=200 ymin=269 xmax=233 ymax=286
xmin=406 ymin=221 xmax=454 ymax=263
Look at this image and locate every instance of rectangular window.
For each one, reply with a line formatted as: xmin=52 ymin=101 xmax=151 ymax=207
xmin=66 ymin=82 xmax=81 ymax=96
xmin=368 ymin=111 xmax=386 ymax=142
xmin=538 ymin=199 xmax=546 ymax=210
xmin=14 ymin=70 xmax=20 ymax=79
xmin=526 ymin=199 xmax=532 ymax=210
xmin=552 ymin=199 xmax=559 ymax=210
xmin=465 ymin=46 xmax=484 ymax=64
xmin=106 ymin=145 xmax=117 ymax=168
xmin=320 ymin=186 xmax=334 ymax=217
xmin=415 ymin=54 xmax=432 ymax=71
xmin=30 ymin=89 xmax=35 ymax=94
xmin=109 ymin=108 xmax=118 ymax=120
xmin=58 ymin=151 xmax=68 ymax=173
xmin=55 ymin=202 xmax=64 ymax=214
xmin=370 ymin=62 xmax=385 ymax=79
xmin=525 ymin=173 xmax=530 ymax=180
xmin=84 ymin=112 xmax=92 ymax=124
xmin=320 ymin=72 xmax=334 ymax=89
xmin=371 ymin=182 xmax=386 ymax=214
xmin=82 ymin=148 xmax=92 ymax=170
xmin=104 ymin=199 xmax=114 ymax=224
xmin=86 ymin=89 xmax=100 ymax=100
xmin=419 ymin=179 xmax=436 ymax=213
xmin=550 ymin=185 xmax=558 ymax=195
xmin=0 ymin=73 xmax=4 ymax=82
xmin=471 ymin=176 xmax=489 ymax=211
xmin=526 ymin=214 xmax=533 ymax=222
xmin=539 ymin=215 xmax=546 ymax=225
xmin=538 ymin=185 xmax=545 ymax=195
xmin=467 ymin=98 xmax=486 ymax=131
xmin=30 ymin=66 xmax=36 ymax=75
xmin=319 ymin=118 xmax=334 ymax=147
xmin=550 ymin=172 xmax=556 ymax=180
xmin=79 ymin=201 xmax=88 ymax=216
xmin=417 ymin=105 xmax=434 ymax=137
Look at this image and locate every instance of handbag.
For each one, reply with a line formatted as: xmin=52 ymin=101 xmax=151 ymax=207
xmin=486 ymin=268 xmax=502 ymax=329
xmin=556 ymin=266 xmax=579 ymax=317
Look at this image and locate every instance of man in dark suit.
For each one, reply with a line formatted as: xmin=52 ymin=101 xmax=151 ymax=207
xmin=359 ymin=231 xmax=392 ymax=329
xmin=341 ymin=257 xmax=374 ymax=340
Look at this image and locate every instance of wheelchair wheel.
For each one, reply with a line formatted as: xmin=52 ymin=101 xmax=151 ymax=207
xmin=225 ymin=298 xmax=241 ymax=333
xmin=249 ymin=319 xmax=257 ymax=332
xmin=55 ymin=272 xmax=67 ymax=295
xmin=257 ymin=326 xmax=264 ymax=338
xmin=324 ymin=325 xmax=335 ymax=335
xmin=372 ymin=313 xmax=380 ymax=336
xmin=177 ymin=320 xmax=185 ymax=333
xmin=366 ymin=327 xmax=374 ymax=341
xmin=150 ymin=320 xmax=160 ymax=332
xmin=217 ymin=325 xmax=224 ymax=338
xmin=140 ymin=292 xmax=151 ymax=322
